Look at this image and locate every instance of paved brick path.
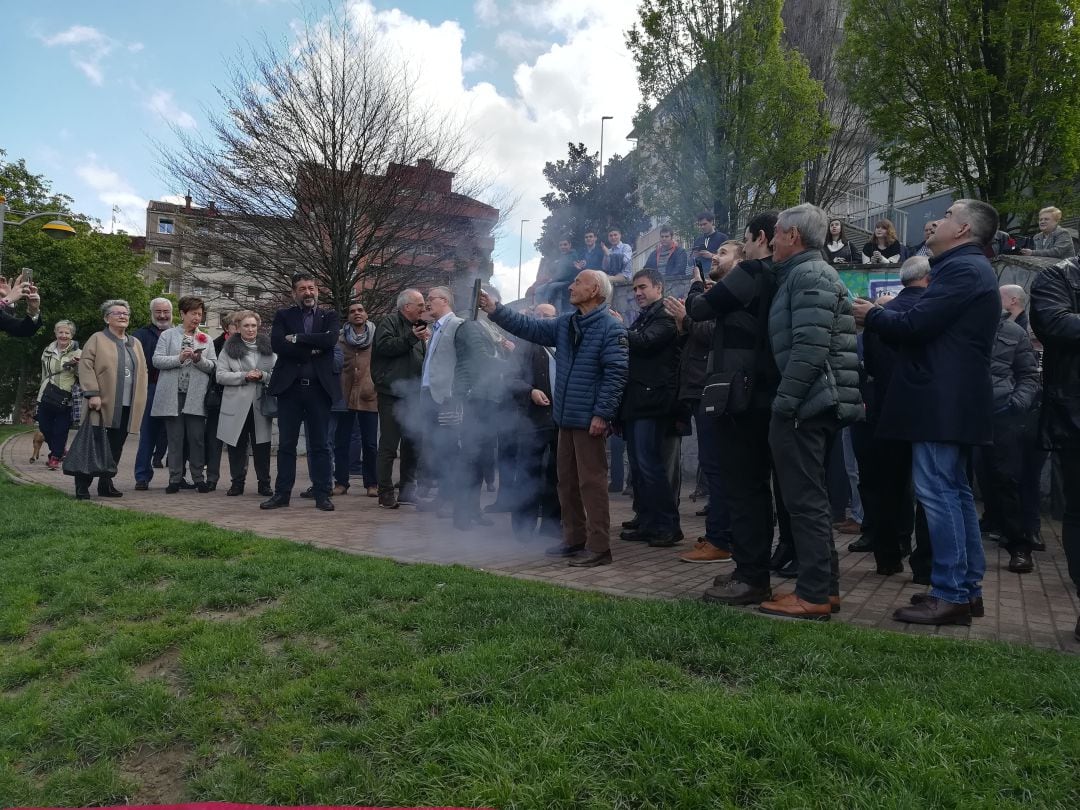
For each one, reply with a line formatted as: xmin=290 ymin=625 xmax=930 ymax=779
xmin=4 ymin=431 xmax=1077 ymax=653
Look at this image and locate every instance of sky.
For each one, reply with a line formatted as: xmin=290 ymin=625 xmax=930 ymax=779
xmin=1 ymin=0 xmax=643 ymax=299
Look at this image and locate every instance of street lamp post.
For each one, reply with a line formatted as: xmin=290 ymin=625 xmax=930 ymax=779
xmin=599 ymin=115 xmax=613 ymax=177
xmin=517 ymin=219 xmax=530 ymax=300
xmin=0 ymin=194 xmax=77 ymax=278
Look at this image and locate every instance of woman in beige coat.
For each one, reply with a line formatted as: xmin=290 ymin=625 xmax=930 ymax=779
xmin=74 ymin=299 xmax=148 ymax=500
xmin=216 ymin=310 xmax=276 ymax=496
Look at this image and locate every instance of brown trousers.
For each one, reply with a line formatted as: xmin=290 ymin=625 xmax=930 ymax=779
xmin=557 ymin=427 xmax=610 ymax=553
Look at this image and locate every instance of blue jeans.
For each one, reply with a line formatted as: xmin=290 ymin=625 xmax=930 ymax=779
xmin=912 ymin=442 xmax=984 ymax=604
xmin=609 ymin=434 xmax=626 ymax=490
xmin=694 ymin=404 xmax=731 ymax=549
xmin=841 ymin=427 xmax=864 ymax=524
xmin=334 ymin=410 xmax=378 ymax=488
xmin=625 ymin=418 xmax=678 ymax=534
xmin=133 ymin=383 xmax=167 ymax=483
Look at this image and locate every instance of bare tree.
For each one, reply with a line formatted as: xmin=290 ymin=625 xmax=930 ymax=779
xmin=159 ymin=12 xmax=500 ymax=318
xmin=781 ymin=0 xmax=871 ymax=211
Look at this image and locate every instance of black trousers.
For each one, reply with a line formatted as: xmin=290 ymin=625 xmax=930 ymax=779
xmin=1059 ymin=450 xmax=1080 ymax=595
xmin=204 ymin=408 xmax=224 ymax=486
xmin=714 ymin=408 xmax=775 ymax=589
xmin=861 ymin=437 xmax=916 ymax=565
xmin=976 ymin=414 xmax=1028 ymax=553
xmin=376 ymin=394 xmax=419 ymax=495
xmin=74 ymin=406 xmax=129 ymax=494
xmin=275 ymin=382 xmax=332 ymax=498
xmin=769 ymin=413 xmax=840 ymax=604
xmin=226 ymin=407 xmax=271 ymax=488
xmin=511 ymin=426 xmax=560 ymax=535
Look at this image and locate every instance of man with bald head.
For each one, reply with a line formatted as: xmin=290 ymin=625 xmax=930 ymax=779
xmin=480 ymin=270 xmax=628 ymax=566
xmin=371 ymin=288 xmax=427 ymax=508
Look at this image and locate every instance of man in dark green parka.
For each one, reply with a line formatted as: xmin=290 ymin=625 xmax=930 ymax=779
xmin=759 ymin=203 xmax=863 ymax=621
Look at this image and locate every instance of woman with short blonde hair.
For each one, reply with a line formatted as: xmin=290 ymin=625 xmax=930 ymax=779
xmin=1023 ymin=207 xmax=1073 ymax=258
xmin=37 ymin=319 xmax=81 ymax=470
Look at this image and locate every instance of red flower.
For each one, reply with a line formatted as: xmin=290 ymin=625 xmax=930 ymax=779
xmin=195 ymin=331 xmax=209 ymax=345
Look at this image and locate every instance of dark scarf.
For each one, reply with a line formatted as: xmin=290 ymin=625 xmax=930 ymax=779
xmin=225 ymin=332 xmax=272 ymax=359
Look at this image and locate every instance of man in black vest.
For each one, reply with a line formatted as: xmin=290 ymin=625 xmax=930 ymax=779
xmin=261 ymin=273 xmax=340 ymax=512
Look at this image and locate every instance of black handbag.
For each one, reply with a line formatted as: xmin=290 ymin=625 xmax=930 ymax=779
xmin=62 ymin=409 xmax=117 ymax=478
xmin=204 ymin=381 xmax=224 ymax=413
xmin=259 ymin=391 xmax=278 ymax=417
xmin=700 ymin=271 xmax=772 ymax=417
xmin=39 ymin=381 xmax=72 ymax=409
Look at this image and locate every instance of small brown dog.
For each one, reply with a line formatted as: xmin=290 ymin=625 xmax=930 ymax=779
xmin=29 ymin=430 xmax=45 ymax=463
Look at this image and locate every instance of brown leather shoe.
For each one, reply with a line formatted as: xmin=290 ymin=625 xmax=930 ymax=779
xmin=829 ymin=595 xmax=841 ymax=614
xmin=332 ymin=484 xmax=349 ymax=496
xmin=893 ymin=596 xmax=971 ymax=626
xmin=833 ymin=518 xmax=862 ymax=535
xmin=680 ymin=541 xmax=733 ymax=564
xmin=758 ymin=592 xmax=831 ymax=621
xmin=568 ymin=550 xmax=612 ymax=568
xmin=366 ymin=486 xmax=379 ymax=497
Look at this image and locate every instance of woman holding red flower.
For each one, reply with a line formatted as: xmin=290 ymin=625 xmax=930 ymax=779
xmin=151 ymin=295 xmax=217 ymax=493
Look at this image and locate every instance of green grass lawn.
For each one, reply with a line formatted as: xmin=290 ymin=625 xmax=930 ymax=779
xmin=1 ymin=478 xmax=1078 ymax=809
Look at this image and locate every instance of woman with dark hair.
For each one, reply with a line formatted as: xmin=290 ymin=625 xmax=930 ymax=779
xmin=37 ymin=319 xmax=81 ymax=470
xmin=862 ymin=219 xmax=903 ymax=265
xmin=152 ymin=295 xmax=217 ymax=493
xmin=824 ymin=219 xmax=858 ymax=266
xmin=73 ymin=300 xmax=148 ymax=499
xmin=216 ymin=310 xmax=275 ymax=496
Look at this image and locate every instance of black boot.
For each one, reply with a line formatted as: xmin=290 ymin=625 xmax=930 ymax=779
xmin=97 ymin=479 xmax=123 ymax=498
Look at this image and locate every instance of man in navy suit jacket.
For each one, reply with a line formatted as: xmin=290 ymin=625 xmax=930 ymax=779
xmin=854 ymin=199 xmax=1001 ymax=628
xmin=261 ymin=273 xmax=341 ymax=512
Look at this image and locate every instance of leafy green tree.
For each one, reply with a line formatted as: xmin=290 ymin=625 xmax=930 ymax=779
xmin=626 ymin=0 xmax=829 ymax=233
xmin=0 ymin=152 xmax=155 ymax=418
xmin=841 ymin=0 xmax=1080 ymax=226
xmin=535 ymin=144 xmax=650 ymax=257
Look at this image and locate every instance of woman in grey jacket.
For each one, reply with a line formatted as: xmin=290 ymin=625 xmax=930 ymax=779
xmin=1022 ymin=206 xmax=1074 ymax=259
xmin=152 ymin=295 xmax=216 ymax=493
xmin=217 ymin=310 xmax=275 ymax=496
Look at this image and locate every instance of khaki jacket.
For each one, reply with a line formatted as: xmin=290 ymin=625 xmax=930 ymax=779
xmin=78 ymin=330 xmax=148 ymax=431
xmin=338 ymin=331 xmax=378 ymax=412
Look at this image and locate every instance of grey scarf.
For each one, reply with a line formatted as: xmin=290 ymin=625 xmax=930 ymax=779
xmin=343 ymin=321 xmax=375 ymax=348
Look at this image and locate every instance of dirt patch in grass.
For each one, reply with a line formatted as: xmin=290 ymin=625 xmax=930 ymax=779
xmin=133 ymin=648 xmax=184 ymax=693
xmin=18 ymin=621 xmax=55 ymax=647
xmin=121 ymin=743 xmax=189 ymax=803
xmin=260 ymin=634 xmax=336 ymax=657
xmin=195 ymin=598 xmax=280 ymax=622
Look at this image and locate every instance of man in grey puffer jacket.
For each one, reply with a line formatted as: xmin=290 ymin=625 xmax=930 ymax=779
xmin=760 ymin=203 xmax=863 ymax=621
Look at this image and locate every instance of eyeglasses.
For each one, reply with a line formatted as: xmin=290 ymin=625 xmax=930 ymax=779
xmin=107 ymin=311 xmax=130 ymax=318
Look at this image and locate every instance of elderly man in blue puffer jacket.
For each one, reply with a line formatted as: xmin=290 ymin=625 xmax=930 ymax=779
xmin=480 ymin=270 xmax=628 ymax=567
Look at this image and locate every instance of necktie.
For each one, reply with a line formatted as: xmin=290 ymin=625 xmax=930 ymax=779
xmin=303 ymin=308 xmax=313 ymax=335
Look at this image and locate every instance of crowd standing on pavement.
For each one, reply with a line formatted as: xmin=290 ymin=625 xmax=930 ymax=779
xmin=4 ymin=196 xmax=1080 ymax=641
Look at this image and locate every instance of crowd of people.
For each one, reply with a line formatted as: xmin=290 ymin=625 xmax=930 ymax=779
xmin=2 ymin=197 xmax=1079 ymax=639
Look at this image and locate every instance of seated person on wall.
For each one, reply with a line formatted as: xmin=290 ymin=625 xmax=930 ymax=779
xmin=1021 ymin=206 xmax=1074 ymax=259
xmin=601 ymin=228 xmax=634 ymax=282
xmin=534 ymin=238 xmax=579 ymax=312
xmin=862 ymin=219 xmax=904 ymax=265
xmin=824 ymin=219 xmax=860 ymax=266
xmin=577 ymin=230 xmax=605 ymax=271
xmin=643 ymin=225 xmax=690 ymax=279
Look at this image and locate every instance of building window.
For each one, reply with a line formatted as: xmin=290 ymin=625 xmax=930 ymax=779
xmin=247 ymin=285 xmax=261 ymax=301
xmin=158 ymin=217 xmax=174 ymax=235
xmin=222 ymin=254 xmax=237 ymax=269
xmin=221 ymin=284 xmax=236 ymax=299
xmin=193 ymin=284 xmax=205 ymax=297
xmin=155 ymin=249 xmax=172 ymax=264
xmin=192 ymin=251 xmax=210 ymax=267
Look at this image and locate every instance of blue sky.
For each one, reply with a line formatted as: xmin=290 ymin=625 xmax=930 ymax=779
xmin=1 ymin=0 xmax=642 ymax=296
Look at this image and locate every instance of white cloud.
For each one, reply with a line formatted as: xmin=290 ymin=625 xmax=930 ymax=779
xmin=40 ymin=24 xmax=142 ymax=86
xmin=494 ymin=30 xmax=548 ymax=57
xmin=491 ymin=257 xmax=541 ymax=302
xmin=76 ymin=157 xmax=147 ymax=234
xmin=146 ymin=89 xmax=198 ymax=129
xmin=474 ymin=0 xmax=500 ymax=25
xmin=343 ymin=1 xmax=641 ymax=292
xmin=462 ymin=52 xmax=491 ymax=73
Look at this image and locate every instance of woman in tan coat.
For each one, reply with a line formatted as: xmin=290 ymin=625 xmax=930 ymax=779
xmin=74 ymin=299 xmax=148 ymax=499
